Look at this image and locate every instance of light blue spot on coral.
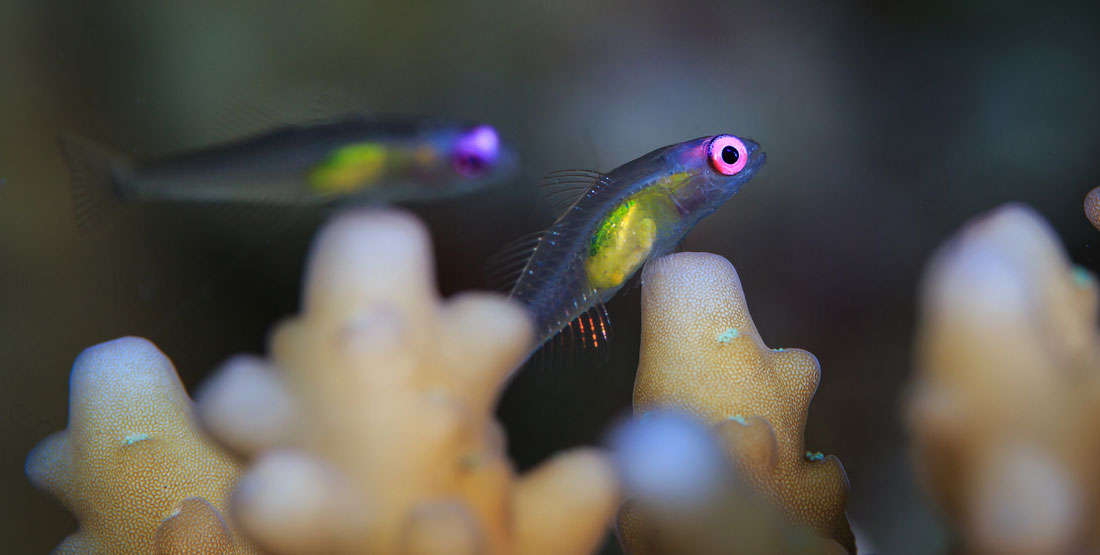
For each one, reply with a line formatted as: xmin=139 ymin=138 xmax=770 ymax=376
xmin=717 ymin=328 xmax=740 ymax=343
xmin=727 ymin=414 xmax=746 ymax=425
xmin=459 ymin=452 xmax=483 ymax=470
xmin=123 ymin=432 xmax=150 ymax=445
xmin=774 ymin=348 xmax=785 ymax=352
xmin=804 ymin=451 xmax=824 ymax=462
xmin=1072 ymin=266 xmax=1094 ymax=288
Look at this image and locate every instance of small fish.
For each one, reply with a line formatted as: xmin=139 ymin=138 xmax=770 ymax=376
xmin=62 ymin=116 xmax=516 ymax=229
xmin=490 ymin=134 xmax=766 ymax=363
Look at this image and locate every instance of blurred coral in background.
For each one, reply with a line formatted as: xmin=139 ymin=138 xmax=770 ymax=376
xmin=27 ymin=210 xmax=620 ymax=555
xmin=196 ymin=209 xmax=619 ymax=555
xmin=907 ymin=204 xmax=1100 ymax=554
xmin=22 ymin=201 xmax=1100 ymax=555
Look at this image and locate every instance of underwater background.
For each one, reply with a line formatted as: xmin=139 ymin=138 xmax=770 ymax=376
xmin=2 ymin=0 xmax=1099 ymax=553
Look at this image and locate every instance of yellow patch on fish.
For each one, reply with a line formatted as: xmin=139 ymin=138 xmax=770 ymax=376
xmin=586 ymin=197 xmax=658 ymax=289
xmin=309 ymin=142 xmax=388 ymax=194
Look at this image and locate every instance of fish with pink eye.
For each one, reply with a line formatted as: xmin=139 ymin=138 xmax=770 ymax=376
xmin=62 ymin=116 xmax=517 ymax=230
xmin=452 ymin=124 xmax=503 ymax=178
xmin=489 ymin=134 xmax=766 ymax=366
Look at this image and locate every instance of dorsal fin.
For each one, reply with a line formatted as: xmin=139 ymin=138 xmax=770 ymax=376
xmin=484 ymin=231 xmax=545 ymax=293
xmin=540 ymin=169 xmax=613 ymax=217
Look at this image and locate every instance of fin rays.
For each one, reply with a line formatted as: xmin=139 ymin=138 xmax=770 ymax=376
xmin=484 ymin=231 xmax=545 ymax=292
xmin=61 ymin=135 xmax=129 ymax=235
xmin=529 ymin=302 xmax=613 ymax=371
xmin=540 ymin=169 xmax=613 ymax=217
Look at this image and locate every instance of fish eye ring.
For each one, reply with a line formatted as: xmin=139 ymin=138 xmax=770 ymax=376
xmin=706 ymin=135 xmax=748 ymax=176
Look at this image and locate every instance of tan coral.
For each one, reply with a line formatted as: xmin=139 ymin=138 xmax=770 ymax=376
xmin=1087 ymin=187 xmax=1100 ymax=231
xmin=907 ymin=204 xmax=1100 ymax=555
xmin=197 ymin=208 xmax=619 ymax=555
xmin=25 ymin=336 xmax=256 ymax=555
xmin=622 ymin=252 xmax=855 ymax=553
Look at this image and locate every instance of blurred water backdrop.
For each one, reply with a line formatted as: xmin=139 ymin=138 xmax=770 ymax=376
xmin=3 ymin=1 xmax=1099 ymax=553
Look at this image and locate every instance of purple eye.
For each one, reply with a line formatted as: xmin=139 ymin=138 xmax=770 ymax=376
xmin=452 ymin=124 xmax=500 ymax=178
xmin=706 ymin=135 xmax=748 ymax=176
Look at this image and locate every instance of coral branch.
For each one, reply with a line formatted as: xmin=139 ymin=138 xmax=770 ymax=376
xmin=622 ymin=252 xmax=855 ymax=553
xmin=25 ymin=337 xmax=255 ymax=555
xmin=908 ymin=204 xmax=1100 ymax=555
xmin=197 ymin=209 xmax=619 ymax=555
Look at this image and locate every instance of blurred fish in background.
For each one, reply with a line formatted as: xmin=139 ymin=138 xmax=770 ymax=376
xmin=62 ymin=116 xmax=516 ymax=230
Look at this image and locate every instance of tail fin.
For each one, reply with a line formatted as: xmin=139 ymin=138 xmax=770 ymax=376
xmin=59 ymin=135 xmax=131 ymax=233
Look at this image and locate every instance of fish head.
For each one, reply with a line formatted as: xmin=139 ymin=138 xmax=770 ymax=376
xmin=432 ymin=123 xmax=519 ymax=194
xmin=663 ymin=134 xmax=766 ymax=215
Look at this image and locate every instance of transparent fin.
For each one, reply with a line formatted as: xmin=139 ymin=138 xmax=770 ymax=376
xmin=484 ymin=231 xmax=544 ymax=293
xmin=526 ymin=302 xmax=613 ymax=372
xmin=540 ymin=169 xmax=613 ymax=217
xmin=60 ymin=135 xmax=132 ymax=234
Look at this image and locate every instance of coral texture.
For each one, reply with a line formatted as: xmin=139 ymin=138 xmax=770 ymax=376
xmin=622 ymin=252 xmax=854 ymax=553
xmin=197 ymin=209 xmax=619 ymax=555
xmin=1087 ymin=187 xmax=1100 ymax=231
xmin=908 ymin=204 xmax=1100 ymax=555
xmin=25 ymin=336 xmax=255 ymax=555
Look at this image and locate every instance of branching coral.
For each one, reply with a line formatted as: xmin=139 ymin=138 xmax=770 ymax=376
xmin=196 ymin=209 xmax=619 ymax=555
xmin=1087 ymin=187 xmax=1100 ymax=231
xmin=907 ymin=204 xmax=1100 ymax=555
xmin=620 ymin=252 xmax=855 ymax=554
xmin=25 ymin=336 xmax=256 ymax=555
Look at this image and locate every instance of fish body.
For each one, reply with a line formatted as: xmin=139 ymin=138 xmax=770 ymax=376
xmin=506 ymin=134 xmax=766 ymax=353
xmin=63 ymin=116 xmax=516 ymax=228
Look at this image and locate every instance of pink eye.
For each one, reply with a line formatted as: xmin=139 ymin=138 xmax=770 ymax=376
xmin=706 ymin=135 xmax=748 ymax=175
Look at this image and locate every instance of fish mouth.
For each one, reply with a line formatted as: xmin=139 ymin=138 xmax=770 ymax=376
xmin=740 ymin=137 xmax=765 ymax=173
xmin=753 ymin=151 xmax=767 ymax=170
